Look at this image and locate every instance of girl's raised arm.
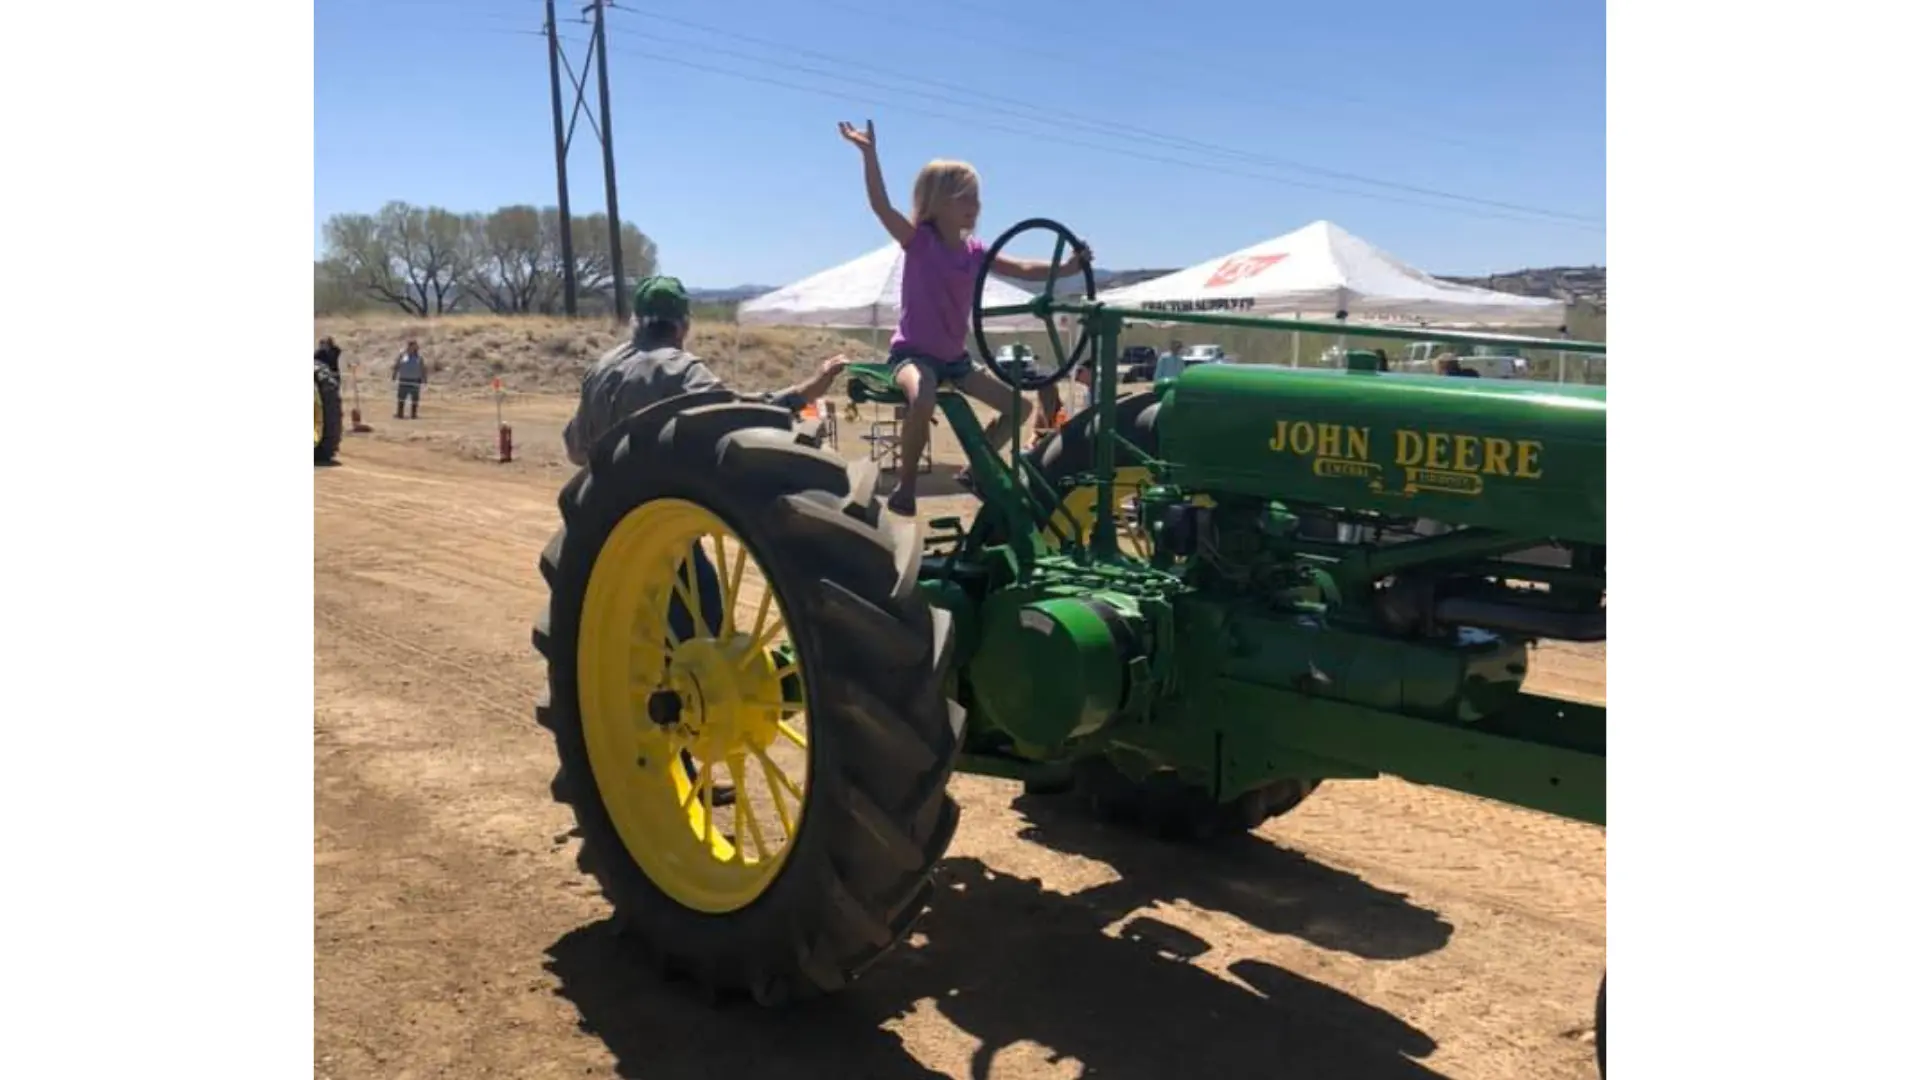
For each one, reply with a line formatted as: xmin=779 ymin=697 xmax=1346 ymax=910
xmin=839 ymin=120 xmax=914 ymax=247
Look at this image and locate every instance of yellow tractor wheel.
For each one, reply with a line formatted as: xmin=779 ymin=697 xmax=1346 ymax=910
xmin=534 ymin=390 xmax=963 ymax=1005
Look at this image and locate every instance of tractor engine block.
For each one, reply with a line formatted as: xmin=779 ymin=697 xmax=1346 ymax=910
xmin=968 ymin=589 xmax=1152 ymax=750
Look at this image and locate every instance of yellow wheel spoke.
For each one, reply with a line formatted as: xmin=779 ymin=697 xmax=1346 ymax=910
xmin=725 ymin=546 xmax=748 ymax=635
xmin=730 ymin=756 xmax=768 ymax=862
xmin=710 ymin=536 xmax=732 ymax=636
xmin=742 ymin=617 xmax=787 ymax=668
xmin=746 ymin=587 xmax=773 ymax=644
xmin=777 ymin=720 xmax=808 ymax=750
xmin=753 ymin=746 xmax=798 ymax=835
xmin=698 ymin=756 xmax=715 ymax=846
xmin=671 ymin=571 xmax=704 ymax=640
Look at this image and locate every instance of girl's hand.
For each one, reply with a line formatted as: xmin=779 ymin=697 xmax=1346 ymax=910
xmin=838 ymin=119 xmax=876 ymax=153
xmin=820 ymin=353 xmax=853 ymax=376
xmin=1068 ymin=241 xmax=1095 ymax=272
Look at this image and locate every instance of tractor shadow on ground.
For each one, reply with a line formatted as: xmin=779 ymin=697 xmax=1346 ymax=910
xmin=1008 ymin=790 xmax=1456 ymax=962
xmin=546 ymin=856 xmax=1446 ymax=1080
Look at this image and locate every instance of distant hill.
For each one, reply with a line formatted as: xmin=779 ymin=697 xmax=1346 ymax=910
xmin=1437 ymin=266 xmax=1606 ymax=311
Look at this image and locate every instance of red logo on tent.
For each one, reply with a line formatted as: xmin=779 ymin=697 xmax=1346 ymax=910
xmin=1205 ymin=254 xmax=1287 ymax=289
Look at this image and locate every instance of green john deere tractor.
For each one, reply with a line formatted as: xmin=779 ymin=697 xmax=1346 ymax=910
xmin=315 ymin=358 xmax=344 ymax=465
xmin=532 ymin=219 xmax=1606 ymax=1072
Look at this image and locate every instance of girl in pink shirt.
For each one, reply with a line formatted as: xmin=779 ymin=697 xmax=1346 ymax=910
xmin=839 ymin=119 xmax=1092 ymax=516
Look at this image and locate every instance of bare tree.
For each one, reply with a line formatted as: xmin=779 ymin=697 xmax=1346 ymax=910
xmin=318 ymin=200 xmax=660 ymax=318
xmin=321 ymin=211 xmax=425 ymax=315
xmin=458 ymin=206 xmax=552 ymax=314
xmin=567 ymin=212 xmax=659 ymax=307
xmin=379 ymin=201 xmax=465 ymax=314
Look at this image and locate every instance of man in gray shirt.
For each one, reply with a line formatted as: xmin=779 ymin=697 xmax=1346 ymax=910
xmin=562 ymin=274 xmax=850 ymax=807
xmin=392 ymin=339 xmax=428 ymax=419
xmin=563 ymin=275 xmax=849 ymax=467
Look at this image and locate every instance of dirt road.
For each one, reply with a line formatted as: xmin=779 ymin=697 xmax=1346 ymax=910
xmin=315 ymin=421 xmax=1605 ymax=1080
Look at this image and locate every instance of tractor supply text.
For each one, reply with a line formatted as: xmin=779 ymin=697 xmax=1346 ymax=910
xmin=1267 ymin=421 xmax=1544 ymax=480
xmin=1139 ymin=297 xmax=1258 ymax=313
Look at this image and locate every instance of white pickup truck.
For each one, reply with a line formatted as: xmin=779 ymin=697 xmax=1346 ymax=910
xmin=1400 ymin=341 xmax=1531 ymax=379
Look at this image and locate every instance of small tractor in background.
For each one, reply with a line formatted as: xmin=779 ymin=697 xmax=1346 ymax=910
xmin=532 ymin=219 xmax=1607 ymax=1074
xmin=315 ymin=358 xmax=344 ymax=465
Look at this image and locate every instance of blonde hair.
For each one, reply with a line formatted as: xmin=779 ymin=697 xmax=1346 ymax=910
xmin=911 ymin=160 xmax=980 ymax=226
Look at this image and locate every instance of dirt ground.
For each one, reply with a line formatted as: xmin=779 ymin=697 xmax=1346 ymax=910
xmin=314 ymin=383 xmax=1606 ymax=1080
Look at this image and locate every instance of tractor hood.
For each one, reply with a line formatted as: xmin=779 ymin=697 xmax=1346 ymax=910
xmin=1156 ymin=364 xmax=1605 ymax=546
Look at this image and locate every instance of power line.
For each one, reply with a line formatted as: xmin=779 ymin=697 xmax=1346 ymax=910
xmin=573 ymin=33 xmax=1596 ymax=232
xmin=381 ymin=1 xmax=1602 ymax=231
xmin=826 ymin=0 xmax=1510 ymax=155
xmin=397 ymin=5 xmax=1602 ymax=235
xmin=604 ymin=2 xmax=1599 ymax=228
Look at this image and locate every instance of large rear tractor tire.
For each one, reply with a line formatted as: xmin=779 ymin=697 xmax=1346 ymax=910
xmin=533 ymin=392 xmax=965 ymax=1005
xmin=314 ymin=361 xmax=344 ymax=465
xmin=1025 ymin=392 xmax=1321 ymax=839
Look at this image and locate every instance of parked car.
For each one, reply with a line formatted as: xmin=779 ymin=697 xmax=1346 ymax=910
xmin=1120 ymin=345 xmax=1161 ymax=383
xmin=994 ymin=343 xmax=1037 ymax=382
xmin=1176 ymin=343 xmax=1231 ymax=364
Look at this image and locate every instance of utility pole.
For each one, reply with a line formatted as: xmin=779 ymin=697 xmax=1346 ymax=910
xmin=589 ymin=0 xmax=626 ymax=321
xmin=544 ymin=0 xmax=578 ymax=315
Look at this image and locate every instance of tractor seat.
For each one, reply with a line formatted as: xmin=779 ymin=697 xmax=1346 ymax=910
xmin=845 ymin=362 xmax=966 ymax=407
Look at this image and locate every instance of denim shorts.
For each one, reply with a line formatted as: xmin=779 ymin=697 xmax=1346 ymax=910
xmin=888 ymin=348 xmax=975 ymax=384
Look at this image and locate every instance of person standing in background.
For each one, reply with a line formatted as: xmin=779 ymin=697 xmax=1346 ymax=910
xmin=392 ymin=339 xmax=427 ymax=419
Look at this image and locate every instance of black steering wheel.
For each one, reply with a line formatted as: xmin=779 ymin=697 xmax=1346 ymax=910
xmin=971 ymin=218 xmax=1097 ymax=392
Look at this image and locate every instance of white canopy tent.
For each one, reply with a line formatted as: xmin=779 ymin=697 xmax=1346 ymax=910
xmin=738 ymin=242 xmax=1050 ymax=334
xmin=1099 ymin=219 xmax=1568 ymax=330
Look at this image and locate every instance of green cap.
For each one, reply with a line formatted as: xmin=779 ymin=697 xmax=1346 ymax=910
xmin=633 ymin=275 xmax=691 ymax=321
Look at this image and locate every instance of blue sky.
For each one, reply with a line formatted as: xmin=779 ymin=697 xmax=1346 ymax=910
xmin=315 ymin=0 xmax=1604 ymax=288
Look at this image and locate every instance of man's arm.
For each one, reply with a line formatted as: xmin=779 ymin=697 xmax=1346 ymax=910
xmin=744 ymin=355 xmax=851 ymax=412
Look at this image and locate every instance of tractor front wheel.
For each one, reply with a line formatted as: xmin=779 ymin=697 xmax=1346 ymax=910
xmin=534 ymin=392 xmax=964 ymax=1004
